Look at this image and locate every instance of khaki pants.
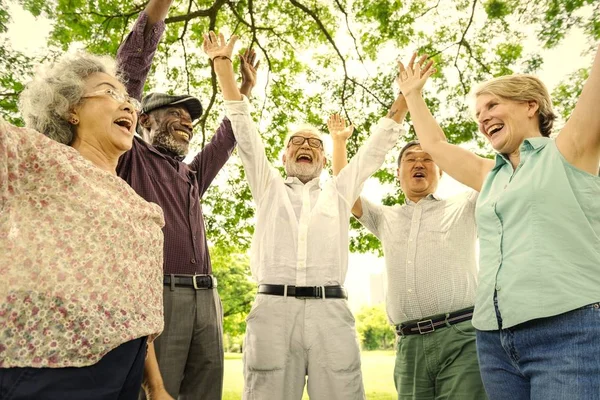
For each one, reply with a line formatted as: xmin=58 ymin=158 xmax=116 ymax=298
xmin=394 ymin=319 xmax=487 ymax=400
xmin=242 ymin=294 xmax=365 ymax=400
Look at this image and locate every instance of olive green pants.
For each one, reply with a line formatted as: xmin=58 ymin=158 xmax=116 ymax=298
xmin=394 ymin=320 xmax=487 ymax=400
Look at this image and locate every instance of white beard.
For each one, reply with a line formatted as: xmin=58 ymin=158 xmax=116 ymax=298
xmin=285 ymin=161 xmax=323 ymax=183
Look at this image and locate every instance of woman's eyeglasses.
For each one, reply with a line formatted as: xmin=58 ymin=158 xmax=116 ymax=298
xmin=82 ymin=88 xmax=142 ymax=112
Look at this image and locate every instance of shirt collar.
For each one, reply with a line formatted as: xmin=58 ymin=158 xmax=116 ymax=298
xmin=493 ymin=136 xmax=551 ymax=167
xmin=153 ymin=145 xmax=186 ymax=162
xmin=404 ymin=192 xmax=440 ymax=205
xmin=284 ymin=175 xmax=321 ymax=188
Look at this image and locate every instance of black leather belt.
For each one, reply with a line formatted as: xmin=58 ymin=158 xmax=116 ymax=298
xmin=396 ymin=307 xmax=474 ymax=336
xmin=257 ymin=284 xmax=347 ymax=299
xmin=163 ymin=274 xmax=217 ymax=289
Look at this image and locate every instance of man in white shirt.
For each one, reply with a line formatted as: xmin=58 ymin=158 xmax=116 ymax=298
xmin=203 ymin=31 xmax=408 ymax=400
xmin=342 ymin=138 xmax=486 ymax=398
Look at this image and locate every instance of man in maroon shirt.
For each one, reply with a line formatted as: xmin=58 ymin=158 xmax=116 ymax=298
xmin=115 ymin=2 xmax=258 ymax=399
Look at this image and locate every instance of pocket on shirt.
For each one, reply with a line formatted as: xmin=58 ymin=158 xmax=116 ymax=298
xmin=243 ymin=297 xmax=288 ymax=371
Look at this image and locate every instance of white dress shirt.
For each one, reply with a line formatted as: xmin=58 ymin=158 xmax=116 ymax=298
xmin=359 ymin=192 xmax=479 ymax=324
xmin=224 ymin=97 xmax=405 ymax=286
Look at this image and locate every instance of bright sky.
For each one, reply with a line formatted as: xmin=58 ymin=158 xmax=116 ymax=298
xmin=4 ymin=1 xmax=594 ymax=312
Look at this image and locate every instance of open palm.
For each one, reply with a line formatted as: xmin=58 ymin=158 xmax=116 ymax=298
xmin=202 ymin=31 xmax=238 ymax=61
xmin=327 ymin=114 xmax=354 ymax=141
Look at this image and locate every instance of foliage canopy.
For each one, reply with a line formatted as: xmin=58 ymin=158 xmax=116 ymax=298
xmin=1 ymin=0 xmax=597 ymax=256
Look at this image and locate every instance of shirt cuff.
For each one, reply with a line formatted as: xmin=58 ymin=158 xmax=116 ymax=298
xmin=224 ymin=95 xmax=251 ymax=115
xmin=125 ymin=11 xmax=166 ymax=53
xmin=377 ymin=117 xmax=405 ymax=133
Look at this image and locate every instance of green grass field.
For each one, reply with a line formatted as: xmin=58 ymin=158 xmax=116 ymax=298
xmin=223 ymin=350 xmax=396 ymax=400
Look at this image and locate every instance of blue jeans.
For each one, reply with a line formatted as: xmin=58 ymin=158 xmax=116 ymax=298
xmin=476 ymin=302 xmax=600 ymax=400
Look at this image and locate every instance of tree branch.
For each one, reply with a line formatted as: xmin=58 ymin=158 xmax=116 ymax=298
xmin=164 ymin=0 xmax=225 ymax=24
xmin=453 ymin=0 xmax=478 ymax=95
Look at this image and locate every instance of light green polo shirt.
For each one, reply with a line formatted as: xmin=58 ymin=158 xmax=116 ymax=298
xmin=473 ymin=137 xmax=600 ymax=330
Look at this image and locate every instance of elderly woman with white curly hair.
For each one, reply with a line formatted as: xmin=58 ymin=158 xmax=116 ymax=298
xmin=0 ymin=51 xmax=165 ymax=399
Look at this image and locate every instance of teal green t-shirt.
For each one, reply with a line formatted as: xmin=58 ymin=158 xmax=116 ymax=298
xmin=474 ymin=137 xmax=600 ymax=330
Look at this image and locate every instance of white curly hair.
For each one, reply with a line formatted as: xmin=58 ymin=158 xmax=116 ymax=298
xmin=19 ymin=52 xmax=120 ymax=145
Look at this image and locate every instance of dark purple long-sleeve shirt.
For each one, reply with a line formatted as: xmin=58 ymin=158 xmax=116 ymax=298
xmin=116 ymin=12 xmax=236 ymax=275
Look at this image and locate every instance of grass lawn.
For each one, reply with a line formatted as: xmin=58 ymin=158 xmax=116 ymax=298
xmin=223 ymin=350 xmax=396 ymax=400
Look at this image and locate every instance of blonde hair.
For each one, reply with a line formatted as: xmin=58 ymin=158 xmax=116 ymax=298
xmin=474 ymin=74 xmax=556 ymax=137
xmin=19 ymin=52 xmax=119 ymax=145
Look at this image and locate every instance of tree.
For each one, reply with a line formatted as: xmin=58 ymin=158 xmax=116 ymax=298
xmin=209 ymin=244 xmax=255 ymax=340
xmin=2 ymin=0 xmax=598 ymax=256
xmin=355 ymin=303 xmax=395 ymax=350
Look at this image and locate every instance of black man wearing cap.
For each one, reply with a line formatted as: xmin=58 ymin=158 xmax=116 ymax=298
xmin=116 ymin=7 xmax=259 ymax=399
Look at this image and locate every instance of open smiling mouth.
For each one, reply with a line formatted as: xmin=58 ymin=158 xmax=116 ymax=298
xmin=114 ymin=117 xmax=133 ymax=132
xmin=296 ymin=154 xmax=313 ymax=163
xmin=413 ymin=171 xmax=426 ymax=178
xmin=487 ymin=123 xmax=504 ymax=137
xmin=174 ymin=130 xmax=192 ymax=142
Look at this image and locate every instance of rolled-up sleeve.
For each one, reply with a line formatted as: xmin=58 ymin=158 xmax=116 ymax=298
xmin=335 ymin=118 xmax=405 ymax=206
xmin=116 ymin=12 xmax=166 ymax=101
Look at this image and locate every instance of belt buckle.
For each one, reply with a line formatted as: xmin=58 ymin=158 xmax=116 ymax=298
xmin=417 ymin=319 xmax=434 ymax=334
xmin=295 ymin=286 xmax=320 ymax=299
xmin=192 ymin=274 xmax=212 ymax=290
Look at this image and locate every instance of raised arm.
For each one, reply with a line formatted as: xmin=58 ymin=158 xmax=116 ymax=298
xmin=329 ymin=114 xmax=354 ymax=176
xmin=144 ymin=0 xmax=172 ymax=32
xmin=204 ymin=31 xmax=242 ymax=101
xmin=203 ymin=31 xmax=276 ymax=202
xmin=346 ymin=93 xmax=409 ymax=218
xmin=556 ymin=44 xmax=600 ymax=175
xmin=399 ymin=55 xmax=494 ymax=191
xmin=187 ymin=48 xmax=260 ymax=196
xmin=116 ymin=0 xmax=173 ymax=101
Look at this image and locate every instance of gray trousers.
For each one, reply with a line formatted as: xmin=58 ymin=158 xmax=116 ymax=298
xmin=141 ymin=285 xmax=224 ymax=400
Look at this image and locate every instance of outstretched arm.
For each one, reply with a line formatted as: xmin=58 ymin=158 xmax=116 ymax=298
xmin=203 ymin=31 xmax=275 ymax=202
xmin=399 ymin=54 xmax=494 ymax=191
xmin=117 ymin=0 xmax=173 ymax=101
xmin=329 ymin=114 xmax=354 ymax=176
xmin=556 ymin=44 xmax=600 ymax=175
xmin=348 ymin=94 xmax=409 ymax=218
xmin=144 ymin=0 xmax=172 ymax=36
xmin=204 ymin=31 xmax=242 ymax=101
xmin=188 ymin=49 xmax=261 ymax=196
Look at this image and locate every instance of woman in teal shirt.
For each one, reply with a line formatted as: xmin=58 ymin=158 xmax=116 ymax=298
xmin=396 ymin=47 xmax=600 ymax=399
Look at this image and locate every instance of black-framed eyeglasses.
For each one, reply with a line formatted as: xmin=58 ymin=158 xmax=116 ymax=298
xmin=288 ymin=136 xmax=323 ymax=148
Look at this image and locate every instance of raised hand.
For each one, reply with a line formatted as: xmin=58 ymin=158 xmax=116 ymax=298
xmin=240 ymin=48 xmax=260 ymax=89
xmin=397 ymin=53 xmax=436 ymax=97
xmin=327 ymin=113 xmax=354 ymax=142
xmin=202 ymin=31 xmax=238 ymax=61
xmin=240 ymin=48 xmax=260 ymax=98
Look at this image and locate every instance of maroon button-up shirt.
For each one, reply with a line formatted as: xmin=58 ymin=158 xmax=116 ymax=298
xmin=116 ymin=12 xmax=235 ymax=275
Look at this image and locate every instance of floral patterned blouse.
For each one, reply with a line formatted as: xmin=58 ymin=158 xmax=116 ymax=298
xmin=0 ymin=120 xmax=165 ymax=368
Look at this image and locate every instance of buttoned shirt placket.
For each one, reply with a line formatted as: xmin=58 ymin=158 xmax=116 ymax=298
xmin=295 ymin=183 xmax=312 ymax=286
xmin=405 ymin=202 xmax=421 ymax=315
